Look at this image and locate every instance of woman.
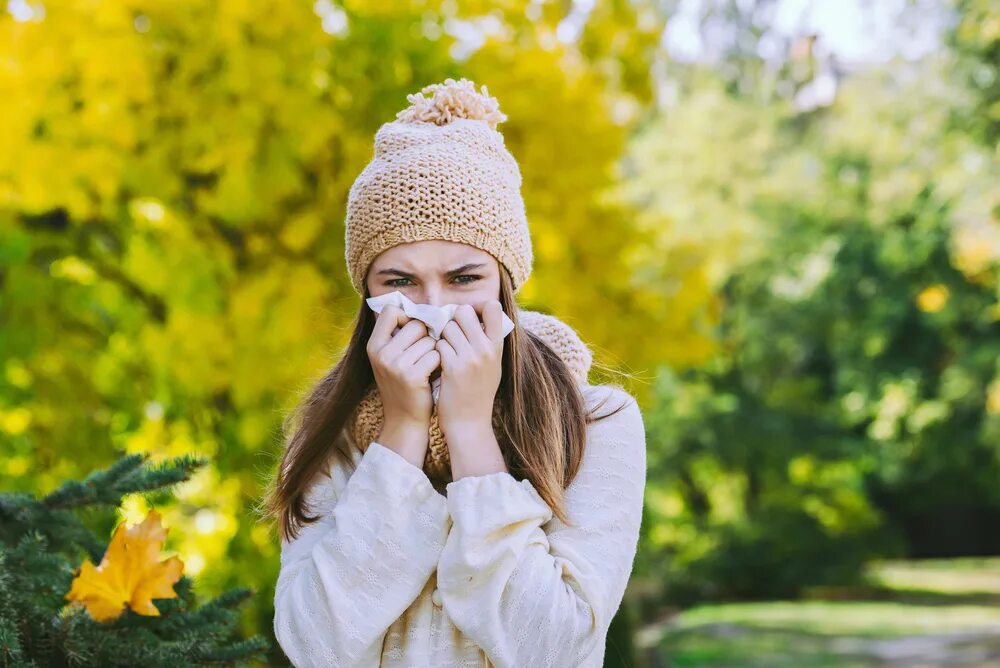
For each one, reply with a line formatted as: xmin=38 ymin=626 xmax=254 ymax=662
xmin=263 ymin=77 xmax=647 ymax=667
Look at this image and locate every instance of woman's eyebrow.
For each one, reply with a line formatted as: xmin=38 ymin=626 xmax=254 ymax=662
xmin=375 ymin=263 xmax=487 ymax=278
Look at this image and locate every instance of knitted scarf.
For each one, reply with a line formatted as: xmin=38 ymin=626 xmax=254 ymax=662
xmin=347 ymin=309 xmax=593 ymax=489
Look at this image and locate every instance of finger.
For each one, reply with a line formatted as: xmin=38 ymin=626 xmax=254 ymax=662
xmin=435 ymin=337 xmax=458 ymax=367
xmin=396 ymin=335 xmax=437 ymax=368
xmin=381 ymin=319 xmax=431 ymax=361
xmin=441 ymin=318 xmax=474 ymax=357
xmin=481 ymin=300 xmax=503 ymax=345
xmin=452 ymin=303 xmax=490 ymax=348
xmin=413 ymin=349 xmax=442 ymax=379
xmin=369 ymin=304 xmax=408 ymax=352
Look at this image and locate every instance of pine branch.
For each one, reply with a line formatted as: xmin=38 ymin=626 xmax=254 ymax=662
xmin=152 ymin=587 xmax=255 ymax=636
xmin=0 ymin=551 xmax=28 ymax=666
xmin=1 ymin=497 xmax=111 ymax=562
xmin=42 ymin=453 xmax=208 ymax=510
xmin=192 ymin=636 xmax=271 ymax=664
xmin=3 ymin=453 xmax=270 ymax=665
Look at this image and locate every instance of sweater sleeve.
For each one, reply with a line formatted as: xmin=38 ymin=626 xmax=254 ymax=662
xmin=436 ymin=385 xmax=647 ymax=668
xmin=273 ymin=439 xmax=451 ymax=667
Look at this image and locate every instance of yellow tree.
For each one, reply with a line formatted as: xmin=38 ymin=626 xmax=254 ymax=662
xmin=0 ymin=0 xmax=716 ymax=649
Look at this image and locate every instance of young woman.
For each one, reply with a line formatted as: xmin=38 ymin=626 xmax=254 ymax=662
xmin=263 ymin=78 xmax=647 ymax=667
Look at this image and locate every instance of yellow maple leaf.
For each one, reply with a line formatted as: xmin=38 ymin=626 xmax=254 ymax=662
xmin=66 ymin=509 xmax=184 ymax=622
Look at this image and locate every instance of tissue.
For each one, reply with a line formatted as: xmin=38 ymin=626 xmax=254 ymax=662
xmin=365 ymin=290 xmax=515 ymax=404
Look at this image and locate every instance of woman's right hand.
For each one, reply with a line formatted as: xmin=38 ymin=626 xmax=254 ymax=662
xmin=366 ymin=304 xmax=440 ymax=467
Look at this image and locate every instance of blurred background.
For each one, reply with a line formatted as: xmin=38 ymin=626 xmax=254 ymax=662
xmin=2 ymin=0 xmax=999 ymax=665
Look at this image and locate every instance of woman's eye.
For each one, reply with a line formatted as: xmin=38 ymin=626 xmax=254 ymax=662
xmin=384 ymin=275 xmax=481 ymax=287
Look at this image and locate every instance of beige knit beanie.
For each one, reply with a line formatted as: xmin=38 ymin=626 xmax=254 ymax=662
xmin=344 ymin=77 xmax=533 ymax=294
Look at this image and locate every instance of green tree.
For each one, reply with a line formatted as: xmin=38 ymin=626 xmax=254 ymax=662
xmin=625 ymin=26 xmax=1000 ymax=602
xmin=0 ymin=452 xmax=269 ymax=666
xmin=951 ymin=0 xmax=1000 ymax=146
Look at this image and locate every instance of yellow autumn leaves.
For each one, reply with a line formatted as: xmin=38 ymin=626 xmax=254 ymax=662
xmin=65 ymin=509 xmax=184 ymax=623
xmin=916 ymin=284 xmax=949 ymax=313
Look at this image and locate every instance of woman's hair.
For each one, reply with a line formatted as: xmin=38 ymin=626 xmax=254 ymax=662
xmin=260 ymin=266 xmax=631 ymax=542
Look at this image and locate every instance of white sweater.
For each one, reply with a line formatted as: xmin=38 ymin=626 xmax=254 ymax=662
xmin=273 ymin=384 xmax=647 ymax=667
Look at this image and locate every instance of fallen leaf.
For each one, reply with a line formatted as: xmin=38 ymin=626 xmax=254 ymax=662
xmin=66 ymin=509 xmax=184 ymax=622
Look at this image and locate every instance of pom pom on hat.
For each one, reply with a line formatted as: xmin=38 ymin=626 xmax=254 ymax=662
xmin=395 ymin=77 xmax=508 ymax=130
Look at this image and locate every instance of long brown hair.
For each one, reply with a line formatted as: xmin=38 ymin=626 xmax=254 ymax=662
xmin=260 ymin=267 xmax=630 ymax=542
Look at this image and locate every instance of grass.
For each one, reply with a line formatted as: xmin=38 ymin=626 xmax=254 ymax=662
xmin=866 ymin=557 xmax=1000 ymax=596
xmin=673 ymin=600 xmax=1000 ymax=637
xmin=661 ymin=630 xmax=876 ymax=668
xmin=653 ymin=558 xmax=1000 ymax=667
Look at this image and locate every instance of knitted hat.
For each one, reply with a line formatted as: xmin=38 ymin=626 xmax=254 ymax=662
xmin=344 ymin=77 xmax=533 ymax=294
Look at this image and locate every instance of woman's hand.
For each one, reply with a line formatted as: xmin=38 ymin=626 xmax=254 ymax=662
xmin=435 ymin=300 xmax=505 ymax=436
xmin=367 ymin=304 xmax=440 ymax=467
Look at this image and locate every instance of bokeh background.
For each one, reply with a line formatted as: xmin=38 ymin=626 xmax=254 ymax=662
xmin=2 ymin=0 xmax=999 ymax=665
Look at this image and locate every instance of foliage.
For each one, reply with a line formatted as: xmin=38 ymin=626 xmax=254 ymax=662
xmin=0 ymin=451 xmax=269 ymax=667
xmin=631 ymin=34 xmax=999 ymax=599
xmin=3 ymin=0 xmax=1000 ymax=657
xmin=0 ymin=1 xmax=682 ymax=655
xmin=950 ymin=0 xmax=1000 ymax=146
xmin=65 ymin=509 xmax=184 ymax=623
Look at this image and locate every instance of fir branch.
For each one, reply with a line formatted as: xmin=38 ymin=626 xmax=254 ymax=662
xmin=0 ymin=496 xmax=107 ymax=561
xmin=2 ymin=454 xmax=269 ymax=666
xmin=42 ymin=453 xmax=208 ymax=510
xmin=193 ymin=636 xmax=271 ymax=664
xmin=149 ymin=587 xmax=256 ymax=636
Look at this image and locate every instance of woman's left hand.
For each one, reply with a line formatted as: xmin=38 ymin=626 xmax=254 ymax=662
xmin=434 ymin=300 xmax=505 ymax=433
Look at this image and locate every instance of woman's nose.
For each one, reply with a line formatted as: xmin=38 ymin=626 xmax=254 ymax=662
xmin=418 ymin=287 xmax=444 ymax=306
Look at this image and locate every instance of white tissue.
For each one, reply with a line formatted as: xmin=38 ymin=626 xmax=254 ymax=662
xmin=366 ymin=290 xmax=515 ymax=404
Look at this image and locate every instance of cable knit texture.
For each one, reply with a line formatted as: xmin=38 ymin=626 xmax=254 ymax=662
xmin=343 ymin=78 xmax=533 ymax=295
xmin=349 ymin=308 xmax=594 ymax=487
xmin=274 ymin=380 xmax=646 ymax=667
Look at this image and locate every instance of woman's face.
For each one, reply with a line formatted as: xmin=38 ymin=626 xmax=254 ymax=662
xmin=365 ymin=239 xmax=501 ymax=306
